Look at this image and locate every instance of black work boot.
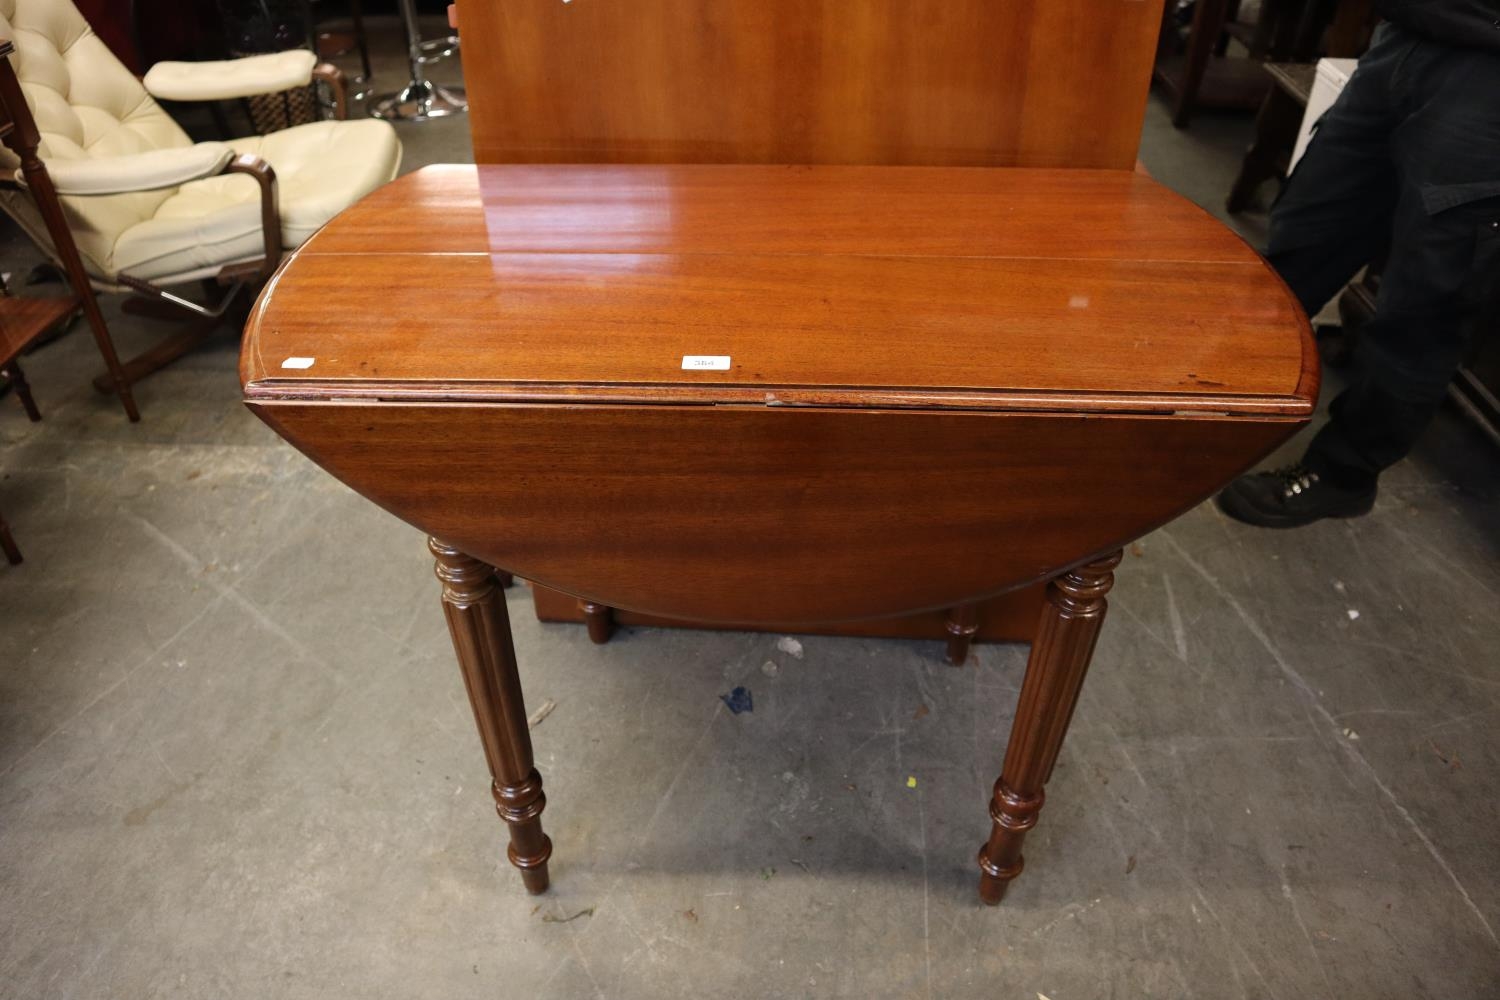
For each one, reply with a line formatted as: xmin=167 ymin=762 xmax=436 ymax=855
xmin=1216 ymin=462 xmax=1376 ymax=528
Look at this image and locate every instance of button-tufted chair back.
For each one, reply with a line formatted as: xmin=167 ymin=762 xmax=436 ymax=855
xmin=0 ymin=0 xmax=193 ymax=283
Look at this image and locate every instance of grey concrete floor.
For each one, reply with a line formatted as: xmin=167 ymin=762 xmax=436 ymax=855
xmin=3 ymin=21 xmax=1500 ymax=1000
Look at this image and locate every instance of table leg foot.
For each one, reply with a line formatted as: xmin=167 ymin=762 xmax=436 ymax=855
xmin=976 ymin=551 xmax=1121 ymax=904
xmin=945 ymin=603 xmax=979 ymax=665
xmin=431 ymin=537 xmax=553 ymax=894
xmin=580 ymin=600 xmax=614 ymax=644
xmin=497 ymin=768 xmax=552 ymax=894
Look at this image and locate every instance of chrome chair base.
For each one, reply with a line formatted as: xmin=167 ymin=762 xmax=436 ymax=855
xmin=371 ymin=81 xmax=467 ymax=122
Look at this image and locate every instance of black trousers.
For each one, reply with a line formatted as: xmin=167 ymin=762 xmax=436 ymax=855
xmin=1268 ymin=24 xmax=1500 ymax=488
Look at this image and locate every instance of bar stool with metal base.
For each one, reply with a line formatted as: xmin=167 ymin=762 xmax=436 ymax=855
xmin=371 ymin=0 xmax=465 ymax=121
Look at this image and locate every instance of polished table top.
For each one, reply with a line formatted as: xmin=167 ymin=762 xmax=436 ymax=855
xmin=243 ymin=164 xmax=1314 ymax=415
xmin=242 ymin=164 xmax=1314 ymax=624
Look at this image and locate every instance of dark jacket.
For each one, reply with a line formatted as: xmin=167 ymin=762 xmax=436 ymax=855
xmin=1376 ymin=0 xmax=1500 ymax=51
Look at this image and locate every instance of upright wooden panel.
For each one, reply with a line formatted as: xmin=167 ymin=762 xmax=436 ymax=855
xmin=457 ymin=0 xmax=1166 ymax=169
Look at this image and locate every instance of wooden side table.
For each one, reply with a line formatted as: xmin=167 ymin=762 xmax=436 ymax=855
xmin=242 ymin=164 xmax=1316 ymax=904
xmin=0 ymin=293 xmax=79 ymax=565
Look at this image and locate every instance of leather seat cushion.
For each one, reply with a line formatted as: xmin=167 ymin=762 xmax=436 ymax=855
xmin=111 ymin=118 xmax=402 ymax=282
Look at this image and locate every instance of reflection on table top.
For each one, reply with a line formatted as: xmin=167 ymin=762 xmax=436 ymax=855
xmin=243 ymin=164 xmax=1315 ymax=417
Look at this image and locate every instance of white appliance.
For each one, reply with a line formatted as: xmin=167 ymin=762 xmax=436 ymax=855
xmin=1291 ymin=58 xmax=1359 ymax=168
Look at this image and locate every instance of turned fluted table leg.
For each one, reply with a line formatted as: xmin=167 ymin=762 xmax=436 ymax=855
xmin=430 ymin=537 xmax=552 ymax=894
xmin=977 ymin=550 xmax=1122 ymax=904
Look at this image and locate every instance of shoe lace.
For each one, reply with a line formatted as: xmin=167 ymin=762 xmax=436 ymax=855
xmin=1272 ymin=463 xmax=1320 ymax=499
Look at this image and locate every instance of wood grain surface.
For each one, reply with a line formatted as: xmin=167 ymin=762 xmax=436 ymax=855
xmin=247 ymin=401 xmax=1296 ymax=623
xmin=0 ymin=295 xmax=77 ymax=366
xmin=244 ymin=165 xmax=1316 ymax=415
xmin=300 ymin=164 xmax=1253 ymax=262
xmin=455 ymin=0 xmax=1165 ymax=170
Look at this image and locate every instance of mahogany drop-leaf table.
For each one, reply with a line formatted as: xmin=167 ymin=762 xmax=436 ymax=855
xmin=241 ymin=164 xmax=1316 ymax=903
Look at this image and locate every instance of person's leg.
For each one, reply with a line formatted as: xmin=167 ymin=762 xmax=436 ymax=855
xmin=1220 ymin=33 xmax=1500 ymax=527
xmin=1262 ymin=28 xmax=1405 ymax=317
xmin=1302 ymin=43 xmax=1500 ymax=489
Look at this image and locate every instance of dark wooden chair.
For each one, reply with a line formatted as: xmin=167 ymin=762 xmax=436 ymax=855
xmin=1227 ymin=61 xmax=1316 ymax=213
xmin=1156 ymin=0 xmax=1272 ymax=128
xmin=0 ymin=279 xmax=88 ymax=567
xmin=1155 ymin=0 xmax=1373 ymax=128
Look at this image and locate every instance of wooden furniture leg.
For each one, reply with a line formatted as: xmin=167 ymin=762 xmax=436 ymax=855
xmin=1249 ymin=0 xmax=1289 ymax=59
xmin=1227 ymin=71 xmax=1306 ymax=214
xmin=0 ymin=505 xmax=20 ymax=565
xmin=579 ymin=600 xmax=614 ymax=644
xmin=4 ymin=359 xmax=41 ymax=422
xmin=977 ymin=550 xmax=1122 ymax=904
xmin=430 ymin=537 xmax=552 ymax=893
xmin=1214 ymin=0 xmax=1243 ymax=56
xmin=91 ymin=279 xmax=253 ymax=396
xmin=89 ymin=311 xmax=224 ymax=396
xmin=945 ymin=603 xmax=979 ymax=665
xmin=1175 ymin=0 xmax=1232 ymax=127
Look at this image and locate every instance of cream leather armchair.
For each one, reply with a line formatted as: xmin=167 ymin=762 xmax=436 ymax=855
xmin=0 ymin=0 xmax=402 ymax=406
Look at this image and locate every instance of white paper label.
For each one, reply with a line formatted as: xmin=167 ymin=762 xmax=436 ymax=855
xmin=281 ymin=356 xmax=315 ymax=370
xmin=681 ymin=355 xmax=731 ymax=371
